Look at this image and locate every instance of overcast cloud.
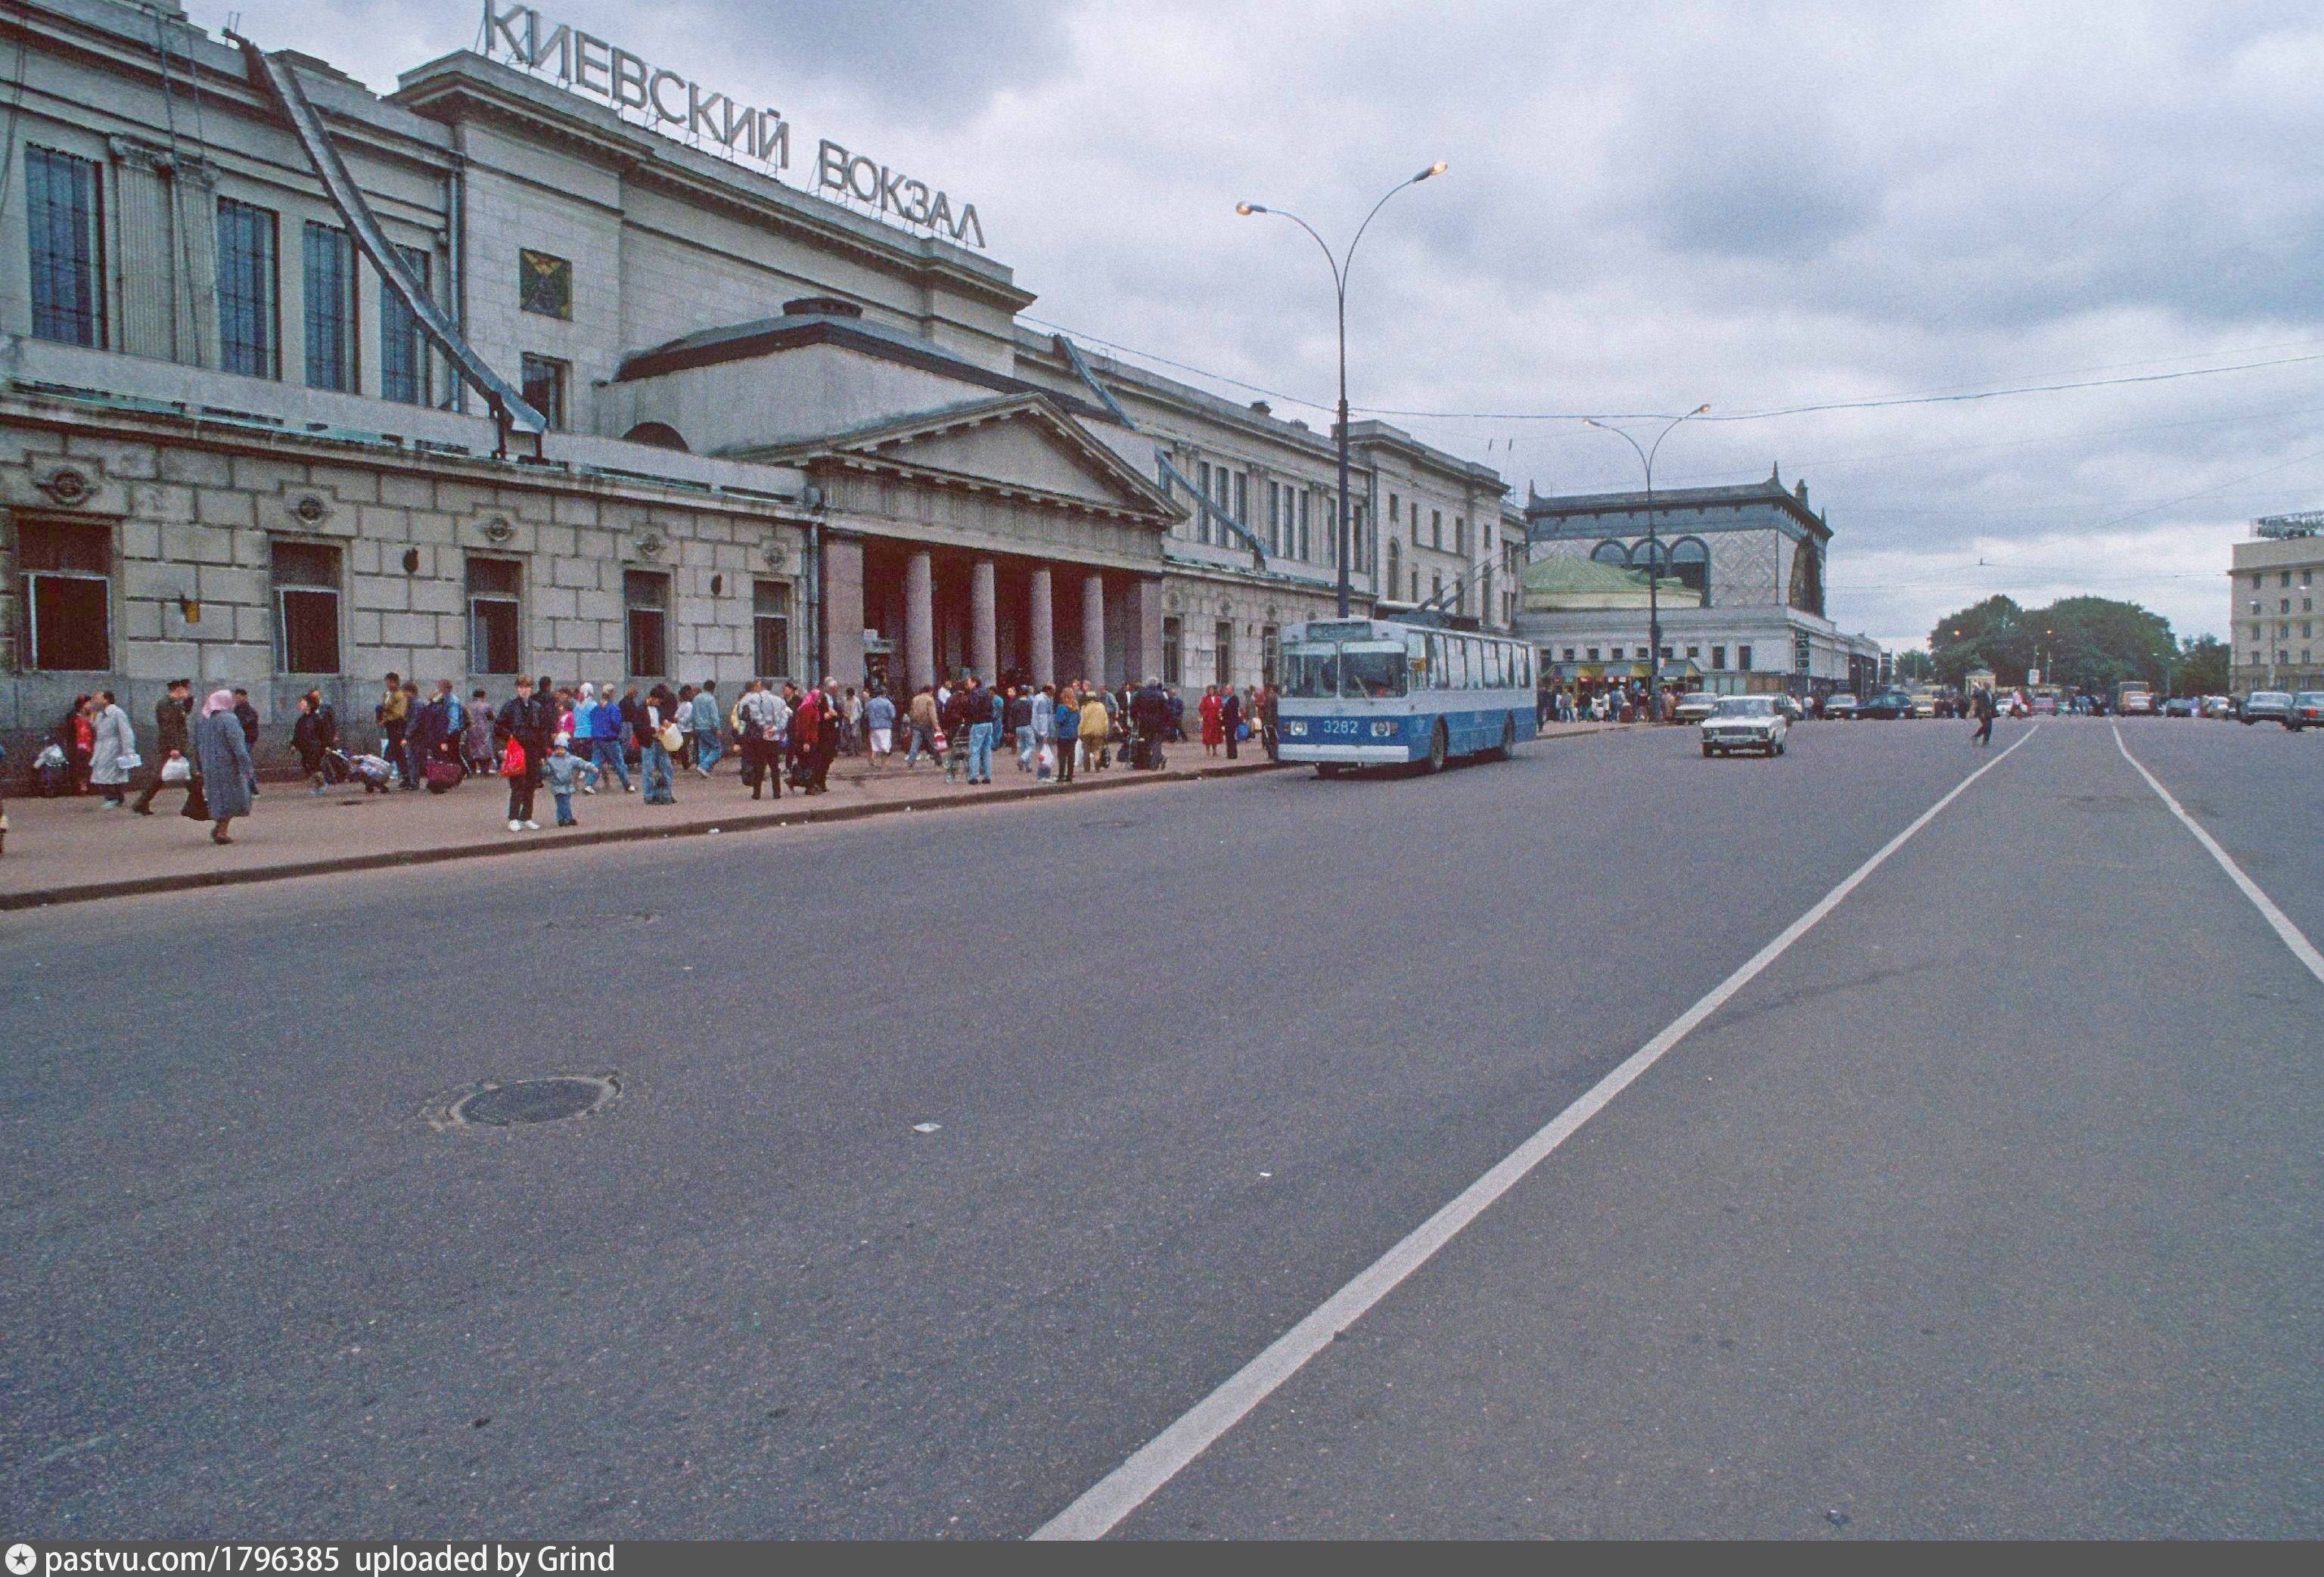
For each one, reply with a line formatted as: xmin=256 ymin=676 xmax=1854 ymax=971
xmin=218 ymin=0 xmax=2324 ymax=650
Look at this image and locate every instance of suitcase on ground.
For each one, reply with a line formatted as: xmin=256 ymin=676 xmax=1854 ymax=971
xmin=424 ymin=758 xmax=464 ymax=793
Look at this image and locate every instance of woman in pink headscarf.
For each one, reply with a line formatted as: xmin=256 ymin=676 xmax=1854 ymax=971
xmin=191 ymin=688 xmax=254 ymax=843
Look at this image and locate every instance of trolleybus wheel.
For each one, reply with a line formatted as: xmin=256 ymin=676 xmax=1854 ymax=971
xmin=1425 ymin=721 xmax=1449 ymax=774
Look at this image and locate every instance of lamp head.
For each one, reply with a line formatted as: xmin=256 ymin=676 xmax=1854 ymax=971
xmin=1583 ymin=418 xmax=1607 ymax=430
xmin=1692 ymin=403 xmax=1710 ymax=414
xmin=1235 ymin=202 xmax=1263 ymax=216
xmin=1415 ymin=161 xmax=1449 ymax=182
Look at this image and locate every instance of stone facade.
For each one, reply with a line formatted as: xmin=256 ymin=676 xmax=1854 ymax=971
xmin=2227 ymin=532 xmax=2323 ymax=694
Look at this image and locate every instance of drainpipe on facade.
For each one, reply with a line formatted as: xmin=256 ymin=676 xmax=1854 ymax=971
xmin=446 ymin=146 xmax=467 ymax=414
xmin=804 ymin=488 xmax=825 ymax=683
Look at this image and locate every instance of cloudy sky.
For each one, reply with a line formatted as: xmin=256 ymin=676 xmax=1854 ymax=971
xmin=216 ymin=0 xmax=2324 ymax=650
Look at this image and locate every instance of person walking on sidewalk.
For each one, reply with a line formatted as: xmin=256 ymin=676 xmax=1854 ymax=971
xmin=1079 ymin=685 xmax=1110 ymax=773
xmin=691 ymin=681 xmax=723 ymax=777
xmin=462 ymin=689 xmax=496 ymax=775
xmin=906 ymin=685 xmax=940 ymax=768
xmin=1971 ymin=681 xmax=1997 ymax=747
xmin=292 ymin=691 xmax=337 ymax=794
xmin=495 ymin=676 xmax=555 ymax=830
xmin=376 ymin=673 xmax=412 ymax=789
xmin=865 ymin=688 xmax=896 ymax=770
xmin=589 ymin=683 xmax=632 ymax=793
xmin=193 ymin=689 xmax=253 ymax=844
xmin=942 ymin=680 xmax=976 ymax=783
xmin=736 ymin=678 xmax=789 ymax=799
xmin=965 ymin=676 xmax=998 ymax=784
xmin=1053 ymin=681 xmax=1079 ymax=784
xmin=543 ymin=740 xmax=600 ymax=827
xmin=638 ymin=685 xmax=680 ymax=806
xmin=1199 ymin=685 xmax=1223 ymax=757
xmin=134 ymin=679 xmax=196 ymax=815
xmin=88 ymin=691 xmax=138 ymax=809
xmin=1031 ymin=684 xmax=1057 ymax=781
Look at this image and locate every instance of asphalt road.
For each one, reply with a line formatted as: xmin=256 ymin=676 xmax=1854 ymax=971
xmin=3 ymin=716 xmax=2317 ymax=1538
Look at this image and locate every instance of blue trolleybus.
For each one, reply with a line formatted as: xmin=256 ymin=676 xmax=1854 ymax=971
xmin=1275 ymin=617 xmax=1539 ymax=776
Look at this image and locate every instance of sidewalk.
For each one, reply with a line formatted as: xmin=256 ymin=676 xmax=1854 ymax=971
xmin=0 ymin=722 xmax=1620 ymax=911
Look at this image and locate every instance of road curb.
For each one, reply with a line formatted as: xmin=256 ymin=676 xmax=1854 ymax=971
xmin=0 ymin=756 xmax=1289 ymax=912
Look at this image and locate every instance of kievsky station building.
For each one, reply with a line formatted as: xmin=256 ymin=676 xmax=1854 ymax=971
xmin=0 ymin=0 xmax=1539 ymax=769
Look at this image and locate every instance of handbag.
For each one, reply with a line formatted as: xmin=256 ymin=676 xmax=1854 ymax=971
xmin=160 ymin=755 xmax=191 ymax=784
xmin=502 ymin=737 xmax=527 ymax=778
xmin=657 ymin=721 xmax=685 ymax=753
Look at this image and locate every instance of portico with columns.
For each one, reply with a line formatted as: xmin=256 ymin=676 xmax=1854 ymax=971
xmin=735 ymin=394 xmax=1178 ymax=691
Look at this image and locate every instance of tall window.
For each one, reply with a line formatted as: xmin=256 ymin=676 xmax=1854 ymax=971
xmin=14 ymin=520 xmax=111 ymax=671
xmin=1261 ymin=622 xmax=1279 ymax=688
xmin=1233 ymin=471 xmax=1248 ymax=529
xmin=1195 ymin=461 xmax=1213 ymax=545
xmin=1266 ymin=481 xmax=1281 ymax=555
xmin=625 ymin=570 xmax=670 ymax=676
xmin=217 ymin=197 xmax=278 ymax=378
xmin=467 ymin=557 xmax=521 ymax=675
xmin=25 ymin=147 xmax=104 ymax=347
xmin=1386 ymin=538 xmax=1400 ymax=595
xmin=1297 ymin=492 xmax=1311 ymax=561
xmin=303 ymin=222 xmax=359 ymax=393
xmin=1432 ymin=509 xmax=1443 ymax=549
xmin=1455 ymin=515 xmax=1468 ymax=556
xmin=521 ymin=354 xmax=568 ymax=430
xmin=1214 ymin=620 xmax=1234 ymax=688
xmin=381 ymin=244 xmax=432 ymax=406
xmin=1738 ymin=644 xmax=1754 ymax=672
xmin=753 ymin=579 xmax=791 ymax=678
xmin=1162 ymin=616 xmax=1182 ymax=686
xmin=271 ymin=539 xmax=343 ymax=673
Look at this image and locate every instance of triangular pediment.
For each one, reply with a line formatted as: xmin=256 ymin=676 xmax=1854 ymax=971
xmin=744 ymin=395 xmax=1178 ymax=520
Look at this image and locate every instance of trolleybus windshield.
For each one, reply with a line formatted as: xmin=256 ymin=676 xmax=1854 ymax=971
xmin=1281 ymin=642 xmax=1340 ymax=699
xmin=1339 ymin=644 xmax=1409 ymax=698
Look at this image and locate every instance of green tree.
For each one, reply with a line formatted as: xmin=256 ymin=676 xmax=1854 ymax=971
xmin=1927 ymin=593 xmax=2176 ymax=694
xmin=1894 ymin=649 xmax=1936 ymax=682
xmin=2174 ymin=633 xmax=2229 ymax=697
xmin=1928 ymin=594 xmax=2027 ymax=685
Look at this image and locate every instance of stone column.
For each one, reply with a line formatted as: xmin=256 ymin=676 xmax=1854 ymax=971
xmin=172 ymin=159 xmax=222 ymax=370
xmin=904 ymin=551 xmax=935 ymax=692
xmin=822 ymin=533 xmax=865 ymax=688
xmin=970 ymin=557 xmax=998 ymax=682
xmin=1126 ymin=576 xmax=1165 ymax=684
xmin=108 ymin=138 xmax=177 ymax=361
xmin=1028 ymin=566 xmax=1055 ymax=688
xmin=1081 ymin=572 xmax=1107 ymax=686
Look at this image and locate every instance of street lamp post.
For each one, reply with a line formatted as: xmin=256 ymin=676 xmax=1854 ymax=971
xmin=1238 ymin=162 xmax=1448 ymax=619
xmin=1583 ymin=405 xmax=1709 ymax=712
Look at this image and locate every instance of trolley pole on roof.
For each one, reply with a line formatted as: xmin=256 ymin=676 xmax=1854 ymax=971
xmin=1583 ymin=405 xmax=1709 ymax=710
xmin=1238 ymin=163 xmax=1448 ymax=618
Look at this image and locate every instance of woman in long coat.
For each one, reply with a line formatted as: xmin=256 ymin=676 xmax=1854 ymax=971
xmin=193 ymin=688 xmax=254 ymax=843
xmin=1198 ymin=685 xmax=1223 ymax=756
xmin=88 ymin=691 xmax=138 ymax=807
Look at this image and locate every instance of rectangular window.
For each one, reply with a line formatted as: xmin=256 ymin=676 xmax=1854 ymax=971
xmin=1456 ymin=516 xmax=1468 ymax=556
xmin=521 ymin=354 xmax=569 ymax=430
xmin=467 ymin=557 xmax=522 ymax=675
xmin=520 ymin=247 xmax=572 ymax=319
xmin=1261 ymin=622 xmax=1279 ymax=688
xmin=271 ymin=539 xmax=343 ymax=674
xmin=1586 ymin=647 xmax=1599 ymax=663
xmin=625 ymin=570 xmax=670 ymax=677
xmin=381 ymin=244 xmax=432 ymax=406
xmin=14 ymin=519 xmax=111 ymax=671
xmin=216 ymin=197 xmax=279 ymax=378
xmin=1432 ymin=509 xmax=1443 ymax=549
xmin=1298 ymin=492 xmax=1311 ymax=561
xmin=1266 ymin=481 xmax=1281 ymax=554
xmin=302 ymin=222 xmax=359 ymax=393
xmin=1215 ymin=620 xmax=1233 ymax=688
xmin=1738 ymin=644 xmax=1754 ymax=672
xmin=752 ymin=579 xmax=792 ymax=678
xmin=26 ymin=147 xmax=104 ymax=347
xmin=1233 ymin=470 xmax=1248 ymax=529
xmin=1162 ymin=616 xmax=1183 ymax=686
xmin=1562 ymin=647 xmax=1576 ymax=662
xmin=1390 ymin=493 xmax=1400 ymax=523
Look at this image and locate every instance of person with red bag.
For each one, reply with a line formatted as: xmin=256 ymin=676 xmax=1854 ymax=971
xmin=494 ymin=675 xmax=555 ymax=830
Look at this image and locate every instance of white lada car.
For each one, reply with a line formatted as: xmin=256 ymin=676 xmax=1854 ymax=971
xmin=1700 ymin=695 xmax=1789 ymax=758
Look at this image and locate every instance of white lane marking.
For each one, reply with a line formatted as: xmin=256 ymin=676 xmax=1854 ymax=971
xmin=1032 ymin=725 xmax=2044 ymax=1541
xmin=2113 ymin=725 xmax=2324 ymax=989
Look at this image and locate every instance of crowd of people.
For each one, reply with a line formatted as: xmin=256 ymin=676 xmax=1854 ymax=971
xmin=2 ymin=669 xmax=1281 ymax=854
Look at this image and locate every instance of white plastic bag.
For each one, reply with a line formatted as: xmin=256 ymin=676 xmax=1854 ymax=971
xmin=161 ymin=755 xmax=191 ymax=784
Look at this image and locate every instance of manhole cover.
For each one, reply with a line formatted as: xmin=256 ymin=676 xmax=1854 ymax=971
xmin=431 ymin=1074 xmax=622 ymax=1130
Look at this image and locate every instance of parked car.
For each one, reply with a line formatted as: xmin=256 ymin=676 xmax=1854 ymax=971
xmin=1701 ymin=695 xmax=1789 ymax=757
xmin=1773 ymin=694 xmax=1804 ymax=722
xmin=1861 ymin=690 xmax=1915 ymax=720
xmin=2031 ymin=694 xmax=2060 ymax=716
xmin=2163 ymin=695 xmax=2201 ymax=718
xmin=2291 ymin=692 xmax=2324 ymax=731
xmin=1673 ymin=691 xmax=1719 ymax=724
xmin=2242 ymin=691 xmax=2295 ymax=726
xmin=1825 ymin=693 xmax=1861 ymax=719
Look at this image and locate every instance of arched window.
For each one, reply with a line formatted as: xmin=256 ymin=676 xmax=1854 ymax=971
xmin=623 ymin=421 xmax=690 ymax=452
xmin=1633 ymin=539 xmax=1668 ymax=574
xmin=1385 ymin=537 xmax=1402 ymax=596
xmin=1590 ymin=540 xmax=1630 ymax=566
xmin=1670 ymin=537 xmax=1710 ymax=602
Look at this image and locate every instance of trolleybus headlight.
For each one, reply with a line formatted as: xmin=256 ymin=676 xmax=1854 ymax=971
xmin=1370 ymin=720 xmax=1396 ymax=737
xmin=1286 ymin=720 xmax=1307 ymax=737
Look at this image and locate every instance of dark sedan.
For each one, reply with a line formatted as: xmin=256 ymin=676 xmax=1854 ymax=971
xmin=1860 ymin=691 xmax=1916 ymax=719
